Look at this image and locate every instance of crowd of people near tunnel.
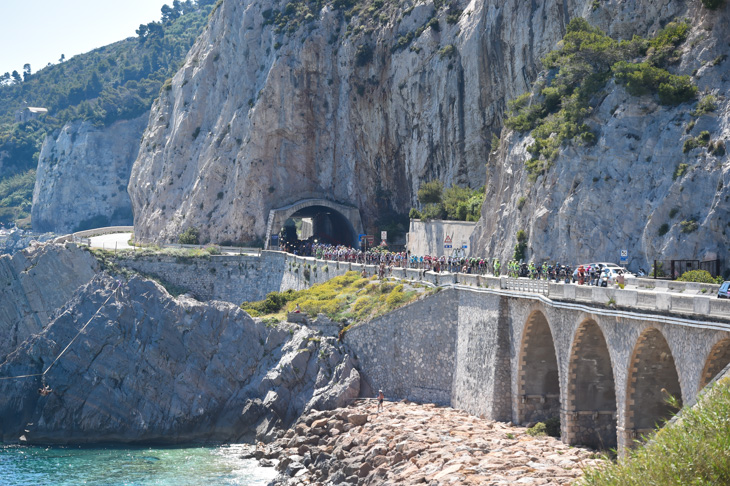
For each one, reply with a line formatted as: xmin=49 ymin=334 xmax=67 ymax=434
xmin=281 ymin=240 xmax=629 ymax=286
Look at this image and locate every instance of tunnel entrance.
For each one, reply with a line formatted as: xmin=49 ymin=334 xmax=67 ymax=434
xmin=264 ymin=199 xmax=363 ymax=251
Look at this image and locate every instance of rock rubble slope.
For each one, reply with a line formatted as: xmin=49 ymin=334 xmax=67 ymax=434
xmin=262 ymin=399 xmax=603 ymax=485
xmin=0 ymin=274 xmax=359 ymax=444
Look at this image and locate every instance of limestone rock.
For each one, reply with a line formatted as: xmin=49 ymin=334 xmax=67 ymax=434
xmin=0 ymin=275 xmax=360 ymax=444
xmin=129 ymin=0 xmax=633 ymax=245
xmin=0 ymin=242 xmax=98 ymax=363
xmin=0 ymin=228 xmax=57 ymax=256
xmin=471 ymin=5 xmax=730 ymax=270
xmin=32 ymin=114 xmax=148 ymax=234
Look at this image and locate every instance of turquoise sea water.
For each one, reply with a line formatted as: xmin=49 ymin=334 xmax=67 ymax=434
xmin=0 ymin=444 xmax=278 ymax=486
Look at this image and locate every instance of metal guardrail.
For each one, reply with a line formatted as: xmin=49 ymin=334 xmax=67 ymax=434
xmin=503 ymin=278 xmax=549 ymax=295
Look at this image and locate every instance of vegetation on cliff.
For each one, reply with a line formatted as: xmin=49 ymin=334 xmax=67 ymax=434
xmin=0 ymin=169 xmax=35 ymax=227
xmin=581 ymin=376 xmax=730 ymax=485
xmin=505 ymin=18 xmax=696 ymax=179
xmin=0 ymin=1 xmax=215 ymax=228
xmin=241 ymin=271 xmax=429 ymax=325
xmin=409 ymin=181 xmax=484 ymax=222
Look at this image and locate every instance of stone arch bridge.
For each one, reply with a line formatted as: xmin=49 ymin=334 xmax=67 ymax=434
xmin=344 ymin=284 xmax=730 ymax=454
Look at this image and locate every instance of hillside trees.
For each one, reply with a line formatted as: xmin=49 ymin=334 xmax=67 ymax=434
xmin=0 ymin=0 xmax=215 ymax=227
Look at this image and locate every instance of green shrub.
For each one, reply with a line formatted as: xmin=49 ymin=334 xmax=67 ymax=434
xmin=178 ymin=227 xmax=200 ymax=244
xmin=657 ymin=75 xmax=697 ymax=105
xmin=490 ymin=133 xmax=501 ymax=152
xmin=526 ymin=422 xmax=547 ymax=437
xmin=517 ymin=196 xmax=527 ymax=210
xmin=673 ymin=163 xmax=689 ymax=180
xmin=701 ymin=0 xmax=726 ymax=9
xmin=409 ymin=207 xmax=422 ymax=219
xmin=680 ymin=219 xmax=699 ymax=233
xmin=669 ymin=207 xmax=679 ymax=218
xmin=427 ymin=17 xmax=440 ymax=32
xmin=355 ymin=44 xmax=374 ymax=66
xmin=710 ymin=140 xmax=726 ymax=156
xmin=438 ymin=44 xmax=456 ymax=59
xmin=684 ymin=132 xmax=711 ymax=153
xmin=445 ymin=9 xmax=462 ymax=24
xmin=421 ymin=203 xmax=446 ymax=220
xmin=658 ymin=223 xmax=670 ymax=236
xmin=513 ymin=230 xmax=528 ymax=261
xmin=417 ymin=180 xmax=443 ymax=204
xmin=677 ymin=269 xmax=719 ymax=283
xmin=612 ymin=62 xmax=696 ymax=104
xmin=544 ymin=417 xmax=561 ymax=437
xmin=692 ymin=95 xmax=717 ymax=116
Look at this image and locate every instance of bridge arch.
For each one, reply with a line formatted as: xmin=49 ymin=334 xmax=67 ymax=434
xmin=517 ymin=310 xmax=560 ymax=426
xmin=565 ymin=320 xmax=617 ymax=449
xmin=699 ymin=338 xmax=730 ymax=391
xmin=624 ymin=327 xmax=682 ymax=446
xmin=264 ymin=199 xmax=363 ymax=250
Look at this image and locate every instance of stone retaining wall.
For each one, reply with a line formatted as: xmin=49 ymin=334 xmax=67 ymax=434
xmin=345 ymin=289 xmax=459 ymax=405
xmin=116 ymin=251 xmax=287 ymax=303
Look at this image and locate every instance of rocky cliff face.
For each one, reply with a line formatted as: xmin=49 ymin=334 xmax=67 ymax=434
xmin=128 ymin=0 xmax=599 ymax=244
xmin=471 ymin=4 xmax=730 ymax=271
xmin=0 ymin=243 xmax=98 ymax=363
xmin=0 ymin=275 xmax=359 ymax=444
xmin=32 ymin=114 xmax=148 ymax=234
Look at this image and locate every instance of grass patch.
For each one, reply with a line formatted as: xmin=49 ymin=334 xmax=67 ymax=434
xmin=580 ymin=377 xmax=730 ymax=485
xmin=240 ymin=271 xmax=427 ymax=327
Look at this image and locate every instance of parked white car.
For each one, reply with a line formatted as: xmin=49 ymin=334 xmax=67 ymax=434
xmin=573 ymin=263 xmax=634 ymax=283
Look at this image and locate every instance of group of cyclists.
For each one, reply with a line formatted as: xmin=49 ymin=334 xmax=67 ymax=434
xmin=282 ymin=238 xmax=630 ymax=286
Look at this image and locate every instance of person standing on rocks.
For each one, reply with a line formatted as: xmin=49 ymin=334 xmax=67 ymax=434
xmin=377 ymin=390 xmax=384 ymax=413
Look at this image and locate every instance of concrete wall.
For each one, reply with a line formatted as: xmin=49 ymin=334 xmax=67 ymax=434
xmin=407 ymin=219 xmax=476 ymax=257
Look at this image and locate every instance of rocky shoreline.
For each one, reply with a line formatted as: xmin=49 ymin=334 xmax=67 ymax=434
xmin=249 ymin=399 xmax=605 ymax=485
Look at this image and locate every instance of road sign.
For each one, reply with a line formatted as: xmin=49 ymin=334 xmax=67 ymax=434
xmin=444 ymin=235 xmax=452 ymax=244
xmin=462 ymin=241 xmax=468 ymax=249
xmin=620 ymin=249 xmax=628 ymax=265
xmin=444 ymin=244 xmax=452 ymax=249
xmin=381 ymin=231 xmax=387 ymax=241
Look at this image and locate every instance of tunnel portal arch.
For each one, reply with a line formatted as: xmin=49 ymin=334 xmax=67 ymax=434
xmin=264 ymin=199 xmax=363 ymax=250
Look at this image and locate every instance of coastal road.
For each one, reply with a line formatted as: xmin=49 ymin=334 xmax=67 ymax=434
xmin=88 ymin=232 xmax=134 ymax=250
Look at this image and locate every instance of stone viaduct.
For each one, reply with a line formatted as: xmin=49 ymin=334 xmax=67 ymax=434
xmin=345 ymin=284 xmax=730 ymax=455
xmin=108 ymin=248 xmax=730 ymax=455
